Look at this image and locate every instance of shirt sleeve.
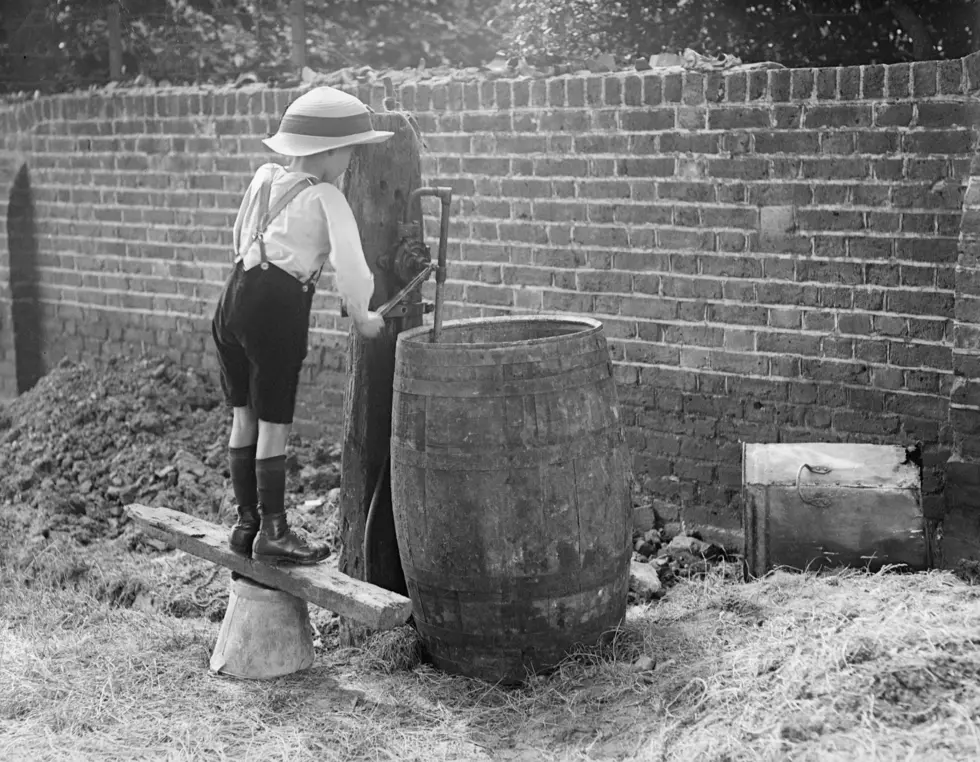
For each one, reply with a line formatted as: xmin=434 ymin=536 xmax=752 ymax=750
xmin=316 ymin=184 xmax=376 ymax=323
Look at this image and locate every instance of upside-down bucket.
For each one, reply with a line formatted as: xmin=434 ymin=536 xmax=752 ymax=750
xmin=390 ymin=315 xmax=634 ymax=683
xmin=209 ymin=576 xmax=314 ymax=680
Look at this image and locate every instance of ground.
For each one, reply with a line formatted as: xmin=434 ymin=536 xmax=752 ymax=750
xmin=1 ymin=356 xmax=979 ymax=761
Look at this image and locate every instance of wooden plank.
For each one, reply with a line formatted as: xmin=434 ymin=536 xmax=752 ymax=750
xmin=742 ymin=442 xmax=920 ymax=488
xmin=125 ymin=504 xmax=413 ymax=631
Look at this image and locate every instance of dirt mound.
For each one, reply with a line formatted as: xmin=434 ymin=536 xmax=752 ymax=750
xmin=0 ymin=354 xmax=342 ymax=550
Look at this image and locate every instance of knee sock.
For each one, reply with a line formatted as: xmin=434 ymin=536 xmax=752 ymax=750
xmin=228 ymin=444 xmax=258 ymax=507
xmin=255 ymin=455 xmax=287 ymax=515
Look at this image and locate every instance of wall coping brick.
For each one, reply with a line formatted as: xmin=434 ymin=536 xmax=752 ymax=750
xmin=2 ymin=50 xmax=979 ymax=136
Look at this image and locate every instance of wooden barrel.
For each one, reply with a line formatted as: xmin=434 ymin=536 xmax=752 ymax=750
xmin=390 ymin=315 xmax=633 ymax=683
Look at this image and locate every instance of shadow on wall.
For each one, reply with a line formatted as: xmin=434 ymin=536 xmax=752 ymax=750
xmin=7 ymin=163 xmax=45 ymax=393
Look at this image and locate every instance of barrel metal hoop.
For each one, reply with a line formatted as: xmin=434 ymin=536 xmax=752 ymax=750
xmin=393 ymin=361 xmax=614 ymax=398
xmin=397 ymin=335 xmax=608 ymax=369
xmin=391 ymin=425 xmax=629 ymax=470
xmin=397 ymin=314 xmax=603 ymax=350
xmin=395 ymin=348 xmax=611 ymax=383
xmin=413 ymin=601 xmax=627 ymax=650
xmin=402 ymin=551 xmax=630 ymax=598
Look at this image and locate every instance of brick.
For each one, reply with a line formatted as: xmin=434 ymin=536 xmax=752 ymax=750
xmin=701 ymin=206 xmax=758 ymax=229
xmin=801 ymin=158 xmax=870 ymax=180
xmin=617 ymin=158 xmax=674 ymax=177
xmin=754 ymin=131 xmax=819 ymax=154
xmin=903 ymin=130 xmax=974 ymax=155
xmin=889 ymin=342 xmax=952 ymax=371
xmin=583 ymin=76 xmax=602 ymax=107
xmin=885 ymin=63 xmax=911 ymax=98
xmin=614 ymin=204 xmax=671 ymax=225
xmin=708 ymin=107 xmax=769 ymax=130
xmin=887 ymin=289 xmax=954 ymax=317
xmin=539 ymin=79 xmax=563 ymax=109
xmin=918 ymin=101 xmax=980 ymax=128
xmin=721 ymin=132 xmax=752 ymax=155
xmin=862 ymin=64 xmax=885 ymax=99
xmin=804 ymin=104 xmax=872 ymax=128
xmin=912 ymin=61 xmax=938 ymax=98
xmin=815 ymin=68 xmax=837 ymax=99
xmin=856 ymin=131 xmax=900 ymax=154
xmin=642 ymin=75 xmax=663 ymax=106
xmin=820 ymin=132 xmax=855 ymax=155
xmin=707 ymin=158 xmax=768 ymax=180
xmin=621 ymin=110 xmax=675 ymax=131
xmin=709 ymin=303 xmax=767 ymax=325
xmin=711 ymin=350 xmax=767 ymax=375
xmin=572 ymin=225 xmax=629 ymax=248
xmin=674 ymin=107 xmax=703 ymax=130
xmin=663 ymin=73 xmax=683 ymax=102
xmin=797 ymin=259 xmax=863 ymax=284
xmin=577 ymin=180 xmax=631 ymax=199
xmin=660 ymin=132 xmax=720 ymax=153
xmin=796 ymin=208 xmax=864 ymax=232
xmin=768 ymin=69 xmax=790 ymax=102
xmin=466 ymin=284 xmax=514 ymax=306
xmin=682 ymin=72 xmax=704 ymax=104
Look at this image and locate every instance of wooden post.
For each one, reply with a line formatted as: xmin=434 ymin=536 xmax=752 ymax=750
xmin=107 ymin=1 xmax=123 ymax=81
xmin=338 ymin=112 xmax=423 ymax=645
xmin=290 ymin=0 xmax=307 ymax=71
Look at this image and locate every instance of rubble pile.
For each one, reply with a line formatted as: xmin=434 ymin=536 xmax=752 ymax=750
xmin=629 ymin=524 xmax=732 ymax=603
xmin=0 ymin=355 xmax=342 ymax=549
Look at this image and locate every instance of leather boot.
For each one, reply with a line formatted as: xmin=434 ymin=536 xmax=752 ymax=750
xmin=252 ymin=453 xmax=329 ymax=565
xmin=228 ymin=503 xmax=260 ymax=556
xmin=252 ymin=510 xmax=330 ymax=565
xmin=227 ymin=443 xmax=259 ymax=556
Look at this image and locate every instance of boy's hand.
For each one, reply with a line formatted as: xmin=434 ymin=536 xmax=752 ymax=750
xmin=355 ymin=312 xmax=385 ymax=339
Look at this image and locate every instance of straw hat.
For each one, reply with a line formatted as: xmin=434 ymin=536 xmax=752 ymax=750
xmin=262 ymin=86 xmax=393 ymax=157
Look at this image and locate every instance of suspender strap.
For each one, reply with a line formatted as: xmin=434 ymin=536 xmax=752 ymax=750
xmin=243 ymin=175 xmax=319 ymax=272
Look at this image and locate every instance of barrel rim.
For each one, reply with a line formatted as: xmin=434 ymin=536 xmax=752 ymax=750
xmin=397 ymin=314 xmax=603 ymax=348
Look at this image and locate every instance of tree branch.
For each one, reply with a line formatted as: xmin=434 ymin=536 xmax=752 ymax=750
xmin=885 ymin=0 xmax=936 ymax=60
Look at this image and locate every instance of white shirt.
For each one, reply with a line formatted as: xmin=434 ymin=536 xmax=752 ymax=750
xmin=233 ymin=163 xmax=375 ymax=322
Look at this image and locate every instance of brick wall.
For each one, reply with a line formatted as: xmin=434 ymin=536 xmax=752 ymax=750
xmin=946 ymin=154 xmax=980 ymax=562
xmin=1 ymin=53 xmax=979 ymax=551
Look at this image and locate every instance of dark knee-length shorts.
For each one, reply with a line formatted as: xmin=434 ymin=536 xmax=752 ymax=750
xmin=211 ymin=261 xmax=314 ymax=424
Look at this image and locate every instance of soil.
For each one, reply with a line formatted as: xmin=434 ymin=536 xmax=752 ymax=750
xmin=0 ymin=352 xmax=715 ymax=616
xmin=0 ymin=354 xmax=341 ymax=552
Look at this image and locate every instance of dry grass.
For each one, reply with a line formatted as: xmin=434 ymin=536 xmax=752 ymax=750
xmin=2 ymin=539 xmax=980 ymax=762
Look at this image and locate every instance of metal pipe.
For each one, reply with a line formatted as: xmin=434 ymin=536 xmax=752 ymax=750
xmin=362 ymin=455 xmax=390 ymax=582
xmin=376 ymin=263 xmax=434 ymax=317
xmin=403 ymin=186 xmax=453 ymax=343
xmin=432 ymin=189 xmax=451 ymax=343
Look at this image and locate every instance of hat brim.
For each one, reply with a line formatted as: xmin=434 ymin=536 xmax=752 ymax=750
xmin=262 ymin=130 xmax=394 ymax=157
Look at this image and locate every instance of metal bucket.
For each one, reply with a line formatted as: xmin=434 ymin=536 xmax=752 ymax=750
xmin=209 ymin=576 xmax=314 ymax=680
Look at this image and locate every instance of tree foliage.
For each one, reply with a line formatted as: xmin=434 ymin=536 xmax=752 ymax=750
xmin=1 ymin=0 xmax=978 ymax=94
xmin=0 ymin=0 xmax=503 ymax=92
xmin=495 ymin=0 xmax=980 ymax=68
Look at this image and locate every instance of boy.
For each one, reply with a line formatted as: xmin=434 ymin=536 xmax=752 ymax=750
xmin=211 ymin=86 xmax=391 ymax=565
